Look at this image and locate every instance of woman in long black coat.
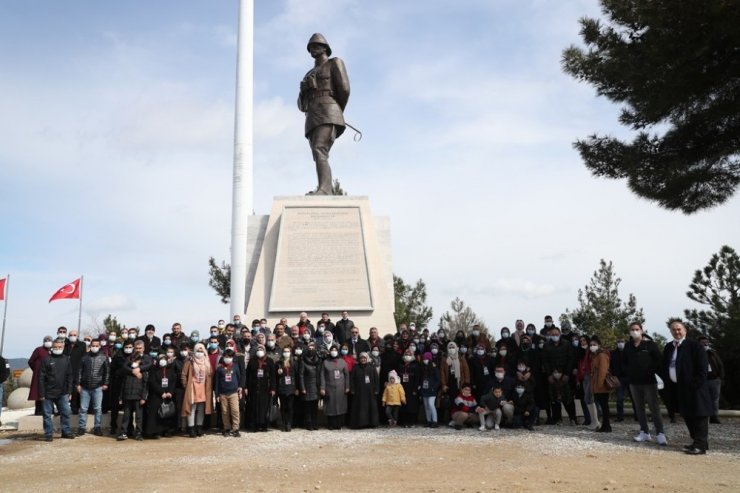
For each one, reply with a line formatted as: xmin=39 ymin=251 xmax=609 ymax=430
xmin=398 ymin=349 xmax=421 ymax=427
xmin=350 ymin=352 xmax=379 ymax=429
xmin=246 ymin=345 xmax=276 ymax=432
xmin=145 ymin=356 xmax=177 ymax=437
xmin=299 ymin=343 xmax=321 ymax=430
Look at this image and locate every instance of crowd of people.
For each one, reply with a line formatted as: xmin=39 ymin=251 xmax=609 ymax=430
xmin=25 ymin=311 xmax=723 ymax=455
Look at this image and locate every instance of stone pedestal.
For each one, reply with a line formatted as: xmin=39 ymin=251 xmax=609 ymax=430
xmin=243 ymin=196 xmax=394 ymax=335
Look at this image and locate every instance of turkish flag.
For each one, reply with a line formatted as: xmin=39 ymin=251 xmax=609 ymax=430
xmin=0 ymin=278 xmax=6 ymax=301
xmin=49 ymin=278 xmax=81 ymax=302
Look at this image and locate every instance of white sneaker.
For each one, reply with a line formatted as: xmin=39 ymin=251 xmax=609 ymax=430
xmin=633 ymin=431 xmax=651 ymax=442
xmin=494 ymin=424 xmax=500 ymax=431
xmin=448 ymin=420 xmax=455 ymax=428
xmin=656 ymin=433 xmax=667 ymax=446
xmin=478 ymin=425 xmax=487 ymax=431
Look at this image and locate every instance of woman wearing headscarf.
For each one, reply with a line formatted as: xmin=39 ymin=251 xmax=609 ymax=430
xmin=181 ymin=342 xmax=213 ymax=437
xmin=398 ymin=348 xmax=421 ymax=427
xmin=246 ymin=343 xmax=276 ymax=432
xmin=439 ymin=341 xmax=470 ymax=425
xmin=276 ymin=346 xmax=297 ymax=432
xmin=350 ymin=352 xmax=379 ymax=429
xmin=28 ymin=335 xmax=53 ymax=415
xmin=299 ymin=341 xmax=321 ymax=430
xmin=146 ymin=351 xmax=176 ymax=438
xmin=320 ymin=344 xmax=350 ymax=430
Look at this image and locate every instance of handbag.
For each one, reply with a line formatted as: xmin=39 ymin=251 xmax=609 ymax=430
xmin=604 ymin=372 xmax=621 ymax=391
xmin=158 ymin=399 xmax=176 ymax=419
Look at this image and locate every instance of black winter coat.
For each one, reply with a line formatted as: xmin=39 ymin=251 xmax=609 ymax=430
xmin=39 ymin=354 xmax=74 ymax=398
xmin=623 ymin=339 xmax=661 ymax=384
xmin=543 ymin=340 xmax=574 ymax=376
xmin=662 ymin=338 xmax=713 ymax=417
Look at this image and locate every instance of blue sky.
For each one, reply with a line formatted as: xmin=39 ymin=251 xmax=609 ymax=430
xmin=2 ymin=0 xmax=739 ymax=357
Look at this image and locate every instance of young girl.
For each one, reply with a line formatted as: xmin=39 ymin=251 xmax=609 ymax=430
xmin=382 ymin=370 xmax=406 ymax=426
xmin=419 ymin=352 xmax=441 ymax=428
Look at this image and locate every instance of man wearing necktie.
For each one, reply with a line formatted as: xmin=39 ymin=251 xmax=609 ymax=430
xmin=663 ymin=321 xmax=713 ymax=455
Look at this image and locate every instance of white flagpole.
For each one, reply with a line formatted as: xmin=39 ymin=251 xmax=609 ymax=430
xmin=77 ymin=275 xmax=84 ymax=332
xmin=0 ymin=274 xmax=8 ymax=354
xmin=230 ymin=0 xmax=254 ymax=320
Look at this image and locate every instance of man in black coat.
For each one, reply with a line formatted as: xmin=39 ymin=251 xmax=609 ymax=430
xmin=39 ymin=339 xmax=75 ymax=441
xmin=347 ymin=326 xmax=370 ymax=361
xmin=334 ymin=311 xmax=354 ymax=346
xmin=137 ymin=324 xmax=161 ymax=353
xmin=663 ymin=321 xmax=713 ymax=455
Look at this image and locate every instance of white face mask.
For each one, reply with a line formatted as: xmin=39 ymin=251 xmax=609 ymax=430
xmin=68 ymin=336 xmax=78 ymax=343
xmin=128 ymin=333 xmax=136 ymax=340
xmin=498 ymin=350 xmax=508 ymax=357
xmin=495 ymin=372 xmax=505 ymax=379
xmin=256 ymin=350 xmax=265 ymax=358
xmin=124 ymin=348 xmax=133 ymax=354
xmin=330 ymin=350 xmax=339 ymax=358
xmin=476 ymin=350 xmax=485 ymax=356
xmin=266 ymin=341 xmax=275 ymax=348
xmin=159 ymin=359 xmax=168 ymax=366
xmin=403 ymin=355 xmax=414 ymax=363
xmin=589 ymin=345 xmax=599 ymax=353
xmin=423 ymin=360 xmax=430 ymax=365
xmin=431 ymin=348 xmax=439 ymax=355
xmin=223 ymin=357 xmax=233 ymax=365
xmin=43 ymin=341 xmax=53 ymax=348
xmin=180 ymin=351 xmax=189 ymax=358
xmin=283 ymin=352 xmax=291 ymax=358
xmin=195 ymin=352 xmax=205 ymax=359
xmin=109 ymin=334 xmax=117 ymax=341
xmin=630 ymin=330 xmax=641 ymax=339
xmin=447 ymin=348 xmax=457 ymax=356
xmin=52 ymin=348 xmax=64 ymax=356
xmin=294 ymin=349 xmax=303 ymax=356
xmin=617 ymin=342 xmax=625 ymax=350
xmin=90 ymin=346 xmax=100 ymax=354
xmin=515 ymin=387 xmax=525 ymax=396
xmin=371 ymin=351 xmax=380 ymax=357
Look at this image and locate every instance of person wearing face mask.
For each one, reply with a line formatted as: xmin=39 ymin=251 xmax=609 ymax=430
xmin=28 ymin=335 xmax=54 ymax=416
xmin=318 ymin=331 xmax=336 ymax=359
xmin=697 ymin=336 xmax=724 ymax=425
xmin=180 ymin=343 xmax=212 ymax=438
xmin=493 ymin=341 xmax=516 ymax=377
xmin=189 ymin=330 xmax=202 ymax=347
xmin=541 ymin=315 xmax=557 ymax=336
xmin=108 ymin=339 xmax=130 ymax=436
xmin=512 ymin=383 xmax=537 ymax=430
xmin=347 ymin=327 xmax=370 ymax=361
xmin=453 ymin=330 xmax=467 ymax=349
xmin=466 ymin=325 xmax=492 ymax=353
xmin=117 ymin=348 xmax=149 ymax=441
xmin=589 ymin=336 xmax=612 ymax=432
xmin=495 ymin=327 xmax=518 ymax=354
xmin=319 ymin=344 xmax=351 ymax=430
xmin=543 ymin=326 xmax=577 ymax=425
xmin=524 ymin=323 xmax=542 ymax=347
xmin=469 ymin=344 xmax=495 ymax=402
xmin=76 ymin=339 xmax=109 ymax=436
xmin=623 ymin=322 xmax=667 ymax=445
xmin=299 ymin=342 xmax=321 ymax=430
xmin=137 ymin=324 xmax=161 ymax=353
xmin=296 ymin=312 xmax=315 ymax=338
xmin=418 ymin=352 xmax=440 ymax=427
xmin=173 ymin=343 xmax=190 ymax=435
xmin=164 ymin=322 xmax=188 ymax=349
xmin=349 ymin=352 xmax=380 ymax=429
xmin=146 ymin=350 xmax=177 ymax=439
xmin=440 ymin=342 xmax=470 ymax=426
xmin=214 ymin=348 xmax=243 ymax=437
xmin=265 ymin=335 xmax=280 ymax=363
xmin=246 ymin=344 xmax=276 ymax=432
xmin=576 ymin=335 xmax=597 ymax=428
xmin=39 ymin=339 xmax=75 ymax=441
xmin=609 ymin=337 xmax=633 ymax=422
xmin=276 ymin=347 xmax=297 ymax=432
xmin=397 ymin=348 xmax=421 ymax=427
xmin=64 ymin=329 xmax=86 ymax=415
xmin=512 ymin=319 xmax=526 ymax=347
xmin=335 ymin=310 xmax=354 ymax=346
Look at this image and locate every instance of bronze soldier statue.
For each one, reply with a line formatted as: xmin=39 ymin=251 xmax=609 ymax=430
xmin=298 ymin=33 xmax=350 ymax=195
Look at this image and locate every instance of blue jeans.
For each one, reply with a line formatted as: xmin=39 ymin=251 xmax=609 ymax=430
xmin=78 ymin=387 xmax=103 ymax=430
xmin=423 ymin=396 xmax=437 ymax=423
xmin=43 ymin=395 xmax=72 ymax=437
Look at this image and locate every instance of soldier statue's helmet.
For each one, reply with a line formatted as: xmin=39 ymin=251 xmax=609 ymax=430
xmin=307 ymin=33 xmax=332 ymax=57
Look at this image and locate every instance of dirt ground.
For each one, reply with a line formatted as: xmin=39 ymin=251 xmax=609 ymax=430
xmin=1 ymin=420 xmax=738 ymax=493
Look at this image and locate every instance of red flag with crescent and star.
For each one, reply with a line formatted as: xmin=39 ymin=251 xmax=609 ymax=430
xmin=49 ymin=278 xmax=81 ymax=302
xmin=0 ymin=277 xmax=6 ymax=301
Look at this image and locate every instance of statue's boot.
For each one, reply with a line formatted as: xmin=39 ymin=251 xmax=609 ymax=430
xmin=314 ymin=158 xmax=334 ymax=195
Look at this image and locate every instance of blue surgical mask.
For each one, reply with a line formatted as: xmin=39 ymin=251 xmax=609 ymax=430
xmin=114 ymin=343 xmax=123 ymax=349
xmin=191 ymin=336 xmax=199 ymax=342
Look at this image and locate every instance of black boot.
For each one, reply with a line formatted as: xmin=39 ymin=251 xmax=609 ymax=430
xmin=195 ymin=426 xmax=203 ymax=437
xmin=188 ymin=426 xmax=196 ymax=438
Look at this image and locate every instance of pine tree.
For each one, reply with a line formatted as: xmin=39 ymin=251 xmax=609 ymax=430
xmin=562 ymin=0 xmax=740 ymax=213
xmin=393 ymin=275 xmax=433 ymax=330
xmin=565 ymin=259 xmax=645 ymax=348
xmin=208 ymin=256 xmax=231 ymax=304
xmin=438 ymin=297 xmax=488 ymax=336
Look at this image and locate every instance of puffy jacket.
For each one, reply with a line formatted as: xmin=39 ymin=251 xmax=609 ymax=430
xmin=543 ymin=340 xmax=575 ymax=376
xmin=78 ymin=352 xmax=110 ymax=389
xmin=39 ymin=353 xmax=74 ymax=398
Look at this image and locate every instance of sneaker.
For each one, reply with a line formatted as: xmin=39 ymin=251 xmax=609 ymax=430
xmin=93 ymin=428 xmax=103 ymax=437
xmin=478 ymin=425 xmax=487 ymax=431
xmin=448 ymin=420 xmax=455 ymax=428
xmin=230 ymin=431 xmax=241 ymax=438
xmin=116 ymin=433 xmax=128 ymax=441
xmin=61 ymin=433 xmax=75 ymax=440
xmin=656 ymin=433 xmax=668 ymax=446
xmin=494 ymin=424 xmax=500 ymax=431
xmin=633 ymin=431 xmax=651 ymax=442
